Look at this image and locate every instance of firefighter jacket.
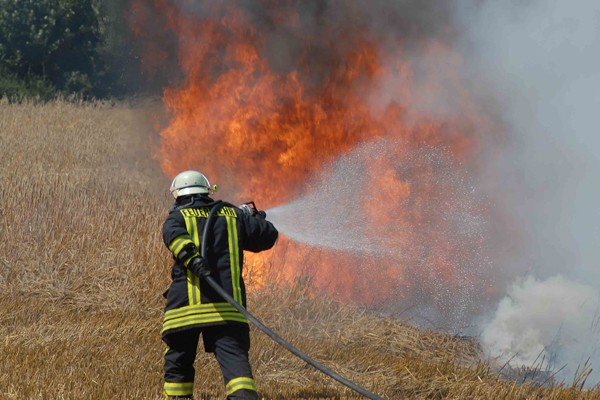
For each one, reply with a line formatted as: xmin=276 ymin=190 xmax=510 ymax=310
xmin=161 ymin=196 xmax=278 ymax=337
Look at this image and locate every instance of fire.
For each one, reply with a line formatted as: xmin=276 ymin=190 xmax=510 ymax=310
xmin=132 ymin=1 xmax=493 ymax=323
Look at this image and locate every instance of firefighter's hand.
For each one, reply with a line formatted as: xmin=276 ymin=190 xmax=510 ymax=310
xmin=188 ymin=256 xmax=210 ymax=278
xmin=256 ymin=210 xmax=266 ymax=219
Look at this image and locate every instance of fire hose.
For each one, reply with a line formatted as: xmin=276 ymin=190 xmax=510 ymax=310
xmin=200 ymin=201 xmax=384 ymax=400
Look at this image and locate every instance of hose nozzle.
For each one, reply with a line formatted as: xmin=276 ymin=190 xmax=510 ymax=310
xmin=240 ymin=201 xmax=266 ymax=219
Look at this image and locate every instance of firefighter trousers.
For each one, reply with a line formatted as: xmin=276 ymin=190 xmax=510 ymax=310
xmin=163 ymin=324 xmax=258 ymax=399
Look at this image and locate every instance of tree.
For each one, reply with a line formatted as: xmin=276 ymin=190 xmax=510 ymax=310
xmin=0 ymin=0 xmax=102 ymax=98
xmin=93 ymin=0 xmax=147 ymax=98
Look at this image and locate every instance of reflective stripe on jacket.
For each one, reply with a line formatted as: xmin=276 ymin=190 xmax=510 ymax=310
xmin=161 ymin=197 xmax=278 ymax=336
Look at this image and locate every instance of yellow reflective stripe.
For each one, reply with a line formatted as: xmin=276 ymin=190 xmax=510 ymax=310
xmin=168 ymin=235 xmax=193 ymax=257
xmin=182 ymin=254 xmax=199 ymax=267
xmin=190 ymin=215 xmax=200 ymax=247
xmin=164 ymin=302 xmax=238 ymax=320
xmin=226 ymin=377 xmax=256 ymax=396
xmin=164 ymin=381 xmax=194 ymax=396
xmin=226 ymin=215 xmax=242 ymax=303
xmin=164 ymin=311 xmax=247 ymax=328
xmin=161 ymin=312 xmax=248 ymax=333
xmin=183 ymin=217 xmax=195 ymax=305
xmin=190 ymin=217 xmax=201 ymax=303
xmin=183 ymin=216 xmax=201 ymax=305
xmin=162 ymin=301 xmax=248 ymax=334
xmin=186 ymin=269 xmax=198 ymax=305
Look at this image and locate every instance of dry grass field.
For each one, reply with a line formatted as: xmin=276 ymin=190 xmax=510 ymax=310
xmin=1 ymin=99 xmax=598 ymax=399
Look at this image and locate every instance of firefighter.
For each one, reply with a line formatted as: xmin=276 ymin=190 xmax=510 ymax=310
xmin=161 ymin=170 xmax=278 ymax=400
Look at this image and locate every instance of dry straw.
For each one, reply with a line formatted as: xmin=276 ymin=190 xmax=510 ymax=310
xmin=0 ymin=99 xmax=598 ymax=399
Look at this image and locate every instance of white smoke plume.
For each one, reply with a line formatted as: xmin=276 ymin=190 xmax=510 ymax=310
xmin=481 ymin=276 xmax=600 ymax=380
xmin=454 ymin=0 xmax=600 ymax=384
xmin=262 ymin=4 xmax=600 ymax=379
xmin=139 ymin=0 xmax=600 ymax=384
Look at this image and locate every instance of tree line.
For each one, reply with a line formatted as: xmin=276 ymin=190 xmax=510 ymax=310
xmin=0 ymin=0 xmax=149 ymax=100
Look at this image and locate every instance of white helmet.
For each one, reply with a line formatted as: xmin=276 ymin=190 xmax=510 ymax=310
xmin=170 ymin=170 xmax=216 ymax=199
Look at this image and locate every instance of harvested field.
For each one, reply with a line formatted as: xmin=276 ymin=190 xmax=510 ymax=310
xmin=0 ymin=100 xmax=598 ymax=399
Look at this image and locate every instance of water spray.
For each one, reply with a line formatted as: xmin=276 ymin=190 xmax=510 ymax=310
xmin=200 ymin=201 xmax=383 ymax=400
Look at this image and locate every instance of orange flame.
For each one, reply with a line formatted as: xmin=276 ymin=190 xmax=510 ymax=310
xmin=133 ymin=1 xmax=494 ymax=322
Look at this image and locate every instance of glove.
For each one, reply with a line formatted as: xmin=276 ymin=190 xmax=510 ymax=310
xmin=256 ymin=210 xmax=266 ymax=219
xmin=188 ymin=256 xmax=210 ymax=278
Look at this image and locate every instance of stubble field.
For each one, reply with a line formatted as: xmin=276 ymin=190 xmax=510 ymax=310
xmin=0 ymin=100 xmax=598 ymax=399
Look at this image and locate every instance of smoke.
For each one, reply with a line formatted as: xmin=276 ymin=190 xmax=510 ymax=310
xmin=134 ymin=0 xmax=459 ymax=94
xmin=135 ymin=0 xmax=600 ymax=385
xmin=453 ymin=0 xmax=600 ymax=384
xmin=481 ymin=276 xmax=600 ymax=379
xmin=267 ymin=0 xmax=600 ymax=384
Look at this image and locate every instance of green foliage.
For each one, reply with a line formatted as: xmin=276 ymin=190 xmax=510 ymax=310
xmin=0 ymin=65 xmax=56 ymax=100
xmin=0 ymin=0 xmax=142 ymax=100
xmin=93 ymin=0 xmax=145 ymax=98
